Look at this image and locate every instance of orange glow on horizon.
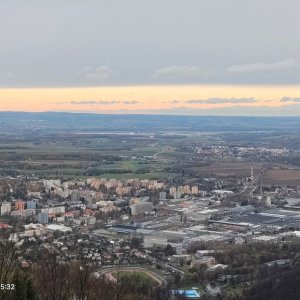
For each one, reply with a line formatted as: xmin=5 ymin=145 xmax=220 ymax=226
xmin=0 ymin=84 xmax=299 ymax=113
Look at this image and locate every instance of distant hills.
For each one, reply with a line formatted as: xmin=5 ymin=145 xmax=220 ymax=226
xmin=0 ymin=111 xmax=299 ymax=133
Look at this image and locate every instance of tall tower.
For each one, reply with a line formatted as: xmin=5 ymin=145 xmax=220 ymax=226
xmin=260 ymin=178 xmax=263 ymax=200
xmin=250 ymin=165 xmax=254 ymax=198
xmin=250 ymin=165 xmax=254 ymax=182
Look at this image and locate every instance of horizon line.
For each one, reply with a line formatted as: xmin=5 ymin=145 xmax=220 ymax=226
xmin=0 ymin=110 xmax=300 ymax=118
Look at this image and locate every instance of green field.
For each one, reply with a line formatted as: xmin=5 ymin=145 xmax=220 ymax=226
xmin=111 ymin=271 xmax=158 ymax=286
xmin=0 ymin=133 xmax=183 ymax=180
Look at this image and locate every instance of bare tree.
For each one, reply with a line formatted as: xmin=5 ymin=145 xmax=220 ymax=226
xmin=0 ymin=241 xmax=18 ymax=300
xmin=31 ymin=251 xmax=72 ymax=300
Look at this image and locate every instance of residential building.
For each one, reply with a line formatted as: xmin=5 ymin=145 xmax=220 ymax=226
xmin=15 ymin=200 xmax=25 ymax=210
xmin=27 ymin=200 xmax=37 ymax=209
xmin=38 ymin=212 xmax=49 ymax=224
xmin=1 ymin=202 xmax=11 ymax=215
xmin=130 ymin=202 xmax=154 ymax=216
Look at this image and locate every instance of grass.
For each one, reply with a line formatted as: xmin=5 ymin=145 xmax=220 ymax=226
xmin=224 ymin=284 xmax=246 ymax=298
xmin=111 ymin=271 xmax=158 ymax=285
xmin=0 ymin=133 xmax=193 ymax=181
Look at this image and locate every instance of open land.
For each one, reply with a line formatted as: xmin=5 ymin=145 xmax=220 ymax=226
xmin=2 ymin=113 xmax=300 ymax=300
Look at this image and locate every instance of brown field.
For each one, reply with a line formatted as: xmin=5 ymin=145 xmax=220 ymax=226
xmin=188 ymin=162 xmax=265 ymax=178
xmin=263 ymin=169 xmax=300 ymax=185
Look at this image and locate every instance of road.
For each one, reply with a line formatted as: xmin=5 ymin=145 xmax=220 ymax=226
xmin=153 ymin=147 xmax=169 ymax=159
xmin=164 ymin=263 xmax=186 ymax=275
xmin=228 ymin=164 xmax=271 ymax=201
xmin=246 ymin=164 xmax=271 ymax=196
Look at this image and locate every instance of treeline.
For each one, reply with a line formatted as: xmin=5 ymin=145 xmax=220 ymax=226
xmin=221 ymin=265 xmax=300 ymax=300
xmin=184 ymin=239 xmax=300 ymax=300
xmin=243 ymin=265 xmax=300 ymax=300
xmin=85 ymin=167 xmax=151 ymax=176
xmin=0 ymin=241 xmax=169 ymax=300
xmin=85 ymin=167 xmax=133 ymax=176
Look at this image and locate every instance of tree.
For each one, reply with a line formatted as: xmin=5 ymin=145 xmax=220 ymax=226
xmin=31 ymin=251 xmax=72 ymax=300
xmin=241 ymin=199 xmax=249 ymax=206
xmin=131 ymin=237 xmax=143 ymax=250
xmin=0 ymin=241 xmax=18 ymax=300
xmin=174 ymin=273 xmax=182 ymax=286
xmin=12 ymin=270 xmax=37 ymax=300
xmin=164 ymin=244 xmax=175 ymax=256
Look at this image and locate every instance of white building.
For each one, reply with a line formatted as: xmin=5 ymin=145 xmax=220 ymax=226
xmin=1 ymin=202 xmax=11 ymax=215
xmin=169 ymin=187 xmax=177 ymax=198
xmin=71 ymin=190 xmax=81 ymax=202
xmin=159 ymin=192 xmax=167 ymax=200
xmin=130 ymin=202 xmax=154 ymax=216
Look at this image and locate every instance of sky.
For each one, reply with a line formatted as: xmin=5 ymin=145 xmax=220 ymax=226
xmin=1 ymin=0 xmax=300 ymax=115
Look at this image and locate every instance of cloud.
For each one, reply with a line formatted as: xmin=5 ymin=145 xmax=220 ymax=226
xmin=4 ymin=72 xmax=14 ymax=79
xmin=123 ymin=100 xmax=139 ymax=105
xmin=150 ymin=60 xmax=300 ymax=84
xmin=280 ymin=97 xmax=300 ymax=103
xmin=185 ymin=97 xmax=258 ymax=104
xmin=151 ymin=66 xmax=217 ymax=79
xmin=54 ymin=100 xmax=140 ymax=106
xmin=71 ymin=100 xmax=120 ymax=105
xmin=227 ymin=59 xmax=300 ymax=74
xmin=163 ymin=98 xmax=257 ymax=105
xmin=1 ymin=72 xmax=14 ymax=79
xmin=162 ymin=100 xmax=180 ymax=104
xmin=78 ymin=66 xmax=116 ymax=80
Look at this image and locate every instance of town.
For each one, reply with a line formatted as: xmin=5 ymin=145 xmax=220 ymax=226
xmin=2 ymin=0 xmax=300 ymax=298
xmin=1 ymin=118 xmax=300 ymax=299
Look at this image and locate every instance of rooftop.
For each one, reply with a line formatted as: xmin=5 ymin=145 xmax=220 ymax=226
xmin=46 ymin=224 xmax=72 ymax=232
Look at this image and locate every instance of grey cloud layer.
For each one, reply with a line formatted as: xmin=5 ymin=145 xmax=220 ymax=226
xmin=57 ymin=98 xmax=258 ymax=106
xmin=185 ymin=98 xmax=257 ymax=104
xmin=163 ymin=98 xmax=258 ymax=104
xmin=57 ymin=97 xmax=300 ymax=106
xmin=77 ymin=66 xmax=117 ymax=81
xmin=55 ymin=100 xmax=140 ymax=105
xmin=151 ymin=59 xmax=300 ymax=84
xmin=226 ymin=60 xmax=300 ymax=74
xmin=151 ymin=66 xmax=217 ymax=79
xmin=280 ymin=97 xmax=300 ymax=103
xmin=1 ymin=0 xmax=300 ymax=87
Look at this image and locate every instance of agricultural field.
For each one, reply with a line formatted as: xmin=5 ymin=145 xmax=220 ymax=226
xmin=1 ymin=114 xmax=300 ymax=183
xmin=185 ymin=161 xmax=265 ymax=178
xmin=0 ymin=132 xmax=182 ymax=180
xmin=263 ymin=168 xmax=300 ymax=185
